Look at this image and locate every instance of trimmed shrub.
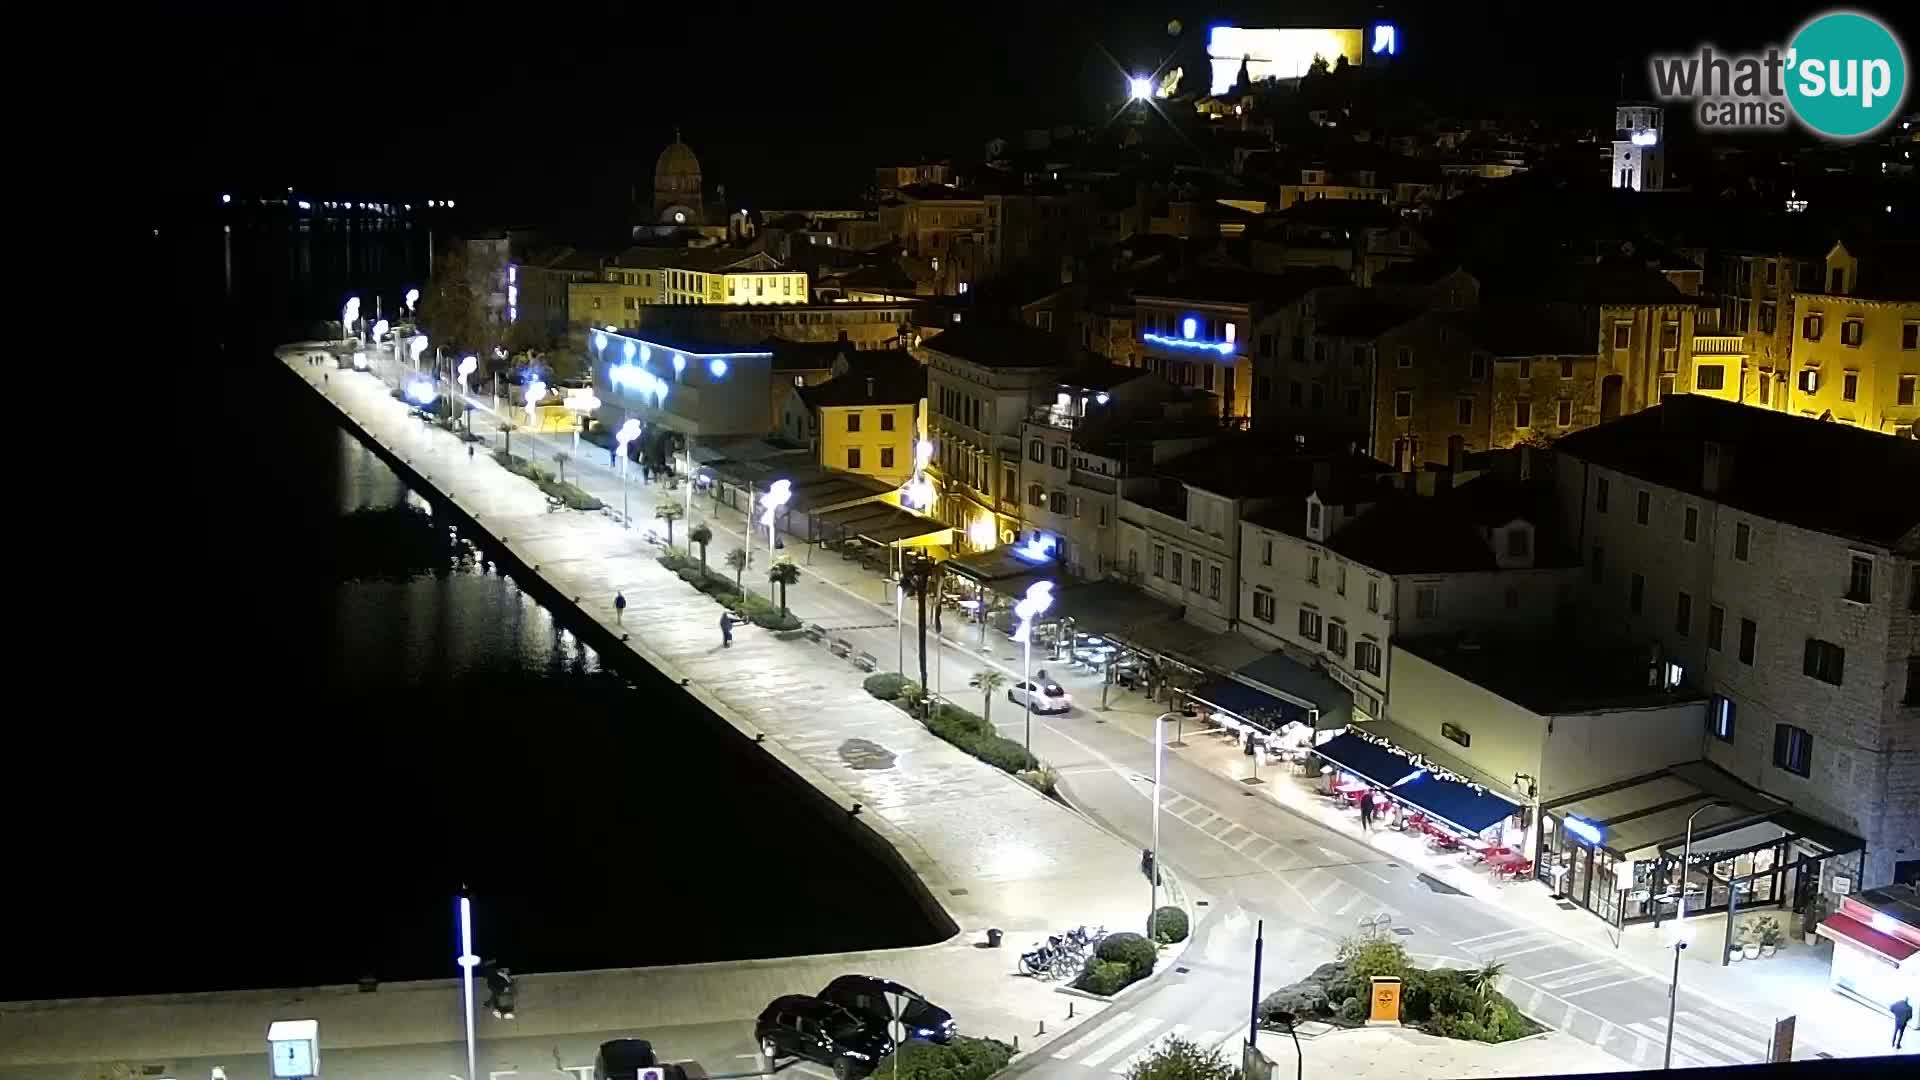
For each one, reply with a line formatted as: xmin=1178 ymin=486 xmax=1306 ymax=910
xmin=1122 ymin=1037 xmax=1241 ymax=1080
xmin=926 ymin=704 xmax=1037 ymax=774
xmin=1077 ymin=959 xmax=1133 ymax=997
xmin=1018 ymin=766 xmax=1058 ymax=796
xmin=1336 ymin=996 xmax=1367 ymax=1025
xmin=1337 ymin=937 xmax=1410 ymax=982
xmin=1097 ymin=932 xmax=1158 ymax=981
xmin=1149 ymin=905 xmax=1190 ymax=944
xmin=870 ymin=1036 xmax=1013 ymax=1080
xmin=864 ymin=673 xmax=908 ymax=700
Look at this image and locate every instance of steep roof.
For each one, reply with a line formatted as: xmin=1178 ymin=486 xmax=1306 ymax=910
xmin=795 ymin=353 xmax=926 ymax=409
xmin=1554 ymin=396 xmax=1920 ymax=548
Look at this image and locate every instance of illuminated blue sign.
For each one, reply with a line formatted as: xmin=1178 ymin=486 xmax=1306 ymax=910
xmin=1142 ymin=332 xmax=1235 ymax=356
xmin=1371 ymin=24 xmax=1397 ymax=56
xmin=1010 ymin=534 xmax=1057 ymax=563
xmin=1563 ymin=816 xmax=1604 ymax=845
xmin=610 ymin=362 xmax=670 ymax=405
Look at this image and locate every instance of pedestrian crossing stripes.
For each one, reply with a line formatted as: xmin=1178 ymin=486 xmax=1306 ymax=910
xmin=1052 ymin=1012 xmax=1226 ymax=1072
xmin=1625 ymin=1011 xmax=1770 ymax=1069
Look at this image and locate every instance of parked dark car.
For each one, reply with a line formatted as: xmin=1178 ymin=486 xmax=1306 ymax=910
xmin=818 ymin=975 xmax=956 ymax=1044
xmin=595 ymin=1040 xmax=655 ymax=1080
xmin=755 ymin=994 xmax=894 ymax=1080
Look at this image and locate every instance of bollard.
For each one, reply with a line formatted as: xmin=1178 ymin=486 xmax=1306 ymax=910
xmin=1068 ymin=1002 xmax=1075 ymax=1019
xmin=1036 ymin=1020 xmax=1045 ymax=1036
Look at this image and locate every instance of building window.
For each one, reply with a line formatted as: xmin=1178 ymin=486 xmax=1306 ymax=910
xmin=1190 ymin=559 xmax=1201 ymax=592
xmin=1708 ymin=696 xmax=1735 ymax=742
xmin=1337 ymin=565 xmax=1347 ymax=596
xmin=1613 ymin=322 xmax=1632 ymax=349
xmin=1635 ymin=490 xmax=1651 ymax=525
xmin=1366 ymin=579 xmax=1380 ymax=614
xmin=1327 ymin=622 xmax=1349 ymax=658
xmin=1028 ymin=439 xmax=1044 ymax=462
xmin=1842 ymin=371 xmax=1859 ymax=402
xmin=1557 ymin=398 xmax=1573 ymax=426
xmin=1802 ymin=313 xmax=1823 ymax=341
xmin=1560 ymin=357 xmax=1574 ymax=379
xmin=1683 ymin=506 xmax=1699 ymax=542
xmin=1629 ymin=572 xmax=1645 ymax=614
xmin=1840 ymin=319 xmax=1863 ymax=347
xmin=1028 ymin=484 xmax=1044 ymax=507
xmin=1772 ymin=724 xmax=1813 ymax=778
xmin=880 ymin=412 xmax=895 ymax=431
xmin=1696 ymin=365 xmax=1725 ymax=391
xmin=1393 ymin=390 xmax=1412 ymax=419
xmin=847 ymin=413 xmax=862 ymax=433
xmin=1846 ymin=554 xmax=1873 ymax=603
xmin=1591 ymin=545 xmax=1606 ymax=584
xmin=880 ymin=447 xmax=895 ymax=470
xmin=1457 ymin=398 xmax=1474 ymax=425
xmin=1262 ymin=539 xmax=1273 ymax=566
xmin=1298 ymin=608 xmax=1324 ymax=642
xmin=1308 ymin=503 xmax=1322 ymax=532
xmin=1733 ymin=522 xmax=1751 ymax=561
xmin=1356 ymin=640 xmax=1382 ymax=675
xmin=1739 ymin=617 xmax=1757 ymax=665
xmin=1307 ymin=555 xmax=1321 ymax=585
xmin=1803 ymin=638 xmax=1846 ymax=687
xmin=1514 ymin=399 xmax=1531 ymax=427
xmin=1506 ymin=528 xmax=1530 ymax=558
xmin=1208 ymin=564 xmax=1222 ymax=600
xmin=1051 ymin=445 xmax=1068 ymax=468
xmin=1519 ymin=357 xmax=1533 ymax=379
xmin=1396 ymin=346 xmax=1412 ymax=368
xmin=1900 ymin=373 xmax=1918 ymax=405
xmin=1906 ymin=658 xmax=1919 ymax=705
xmin=1414 ymin=585 xmax=1439 ymax=618
xmin=1596 ymin=476 xmax=1609 ymax=512
xmin=1153 ymin=545 xmax=1165 ymax=578
xmin=1471 ymin=354 xmax=1488 ymax=380
xmin=1903 ymin=322 xmax=1920 ymax=350
xmin=1252 ymin=590 xmax=1275 ymax=622
xmin=846 ymin=447 xmax=862 ymax=469
xmin=1050 ymin=492 xmax=1068 ymax=514
xmin=1170 ymin=551 xmax=1183 ymax=585
xmin=1707 ymin=604 xmax=1725 ymax=651
xmin=1675 ymin=591 xmax=1692 ymax=637
xmin=1002 ymin=465 xmax=1016 ymax=500
xmin=1798 ymin=368 xmax=1820 ymax=395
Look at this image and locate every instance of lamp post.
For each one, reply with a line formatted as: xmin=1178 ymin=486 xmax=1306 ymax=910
xmin=524 ymin=378 xmax=546 ymax=435
xmin=341 ymin=296 xmax=360 ymax=342
xmin=759 ymin=478 xmax=792 ymax=569
xmin=615 ymin=419 xmax=641 ymax=526
xmin=1011 ymin=581 xmax=1055 ymax=757
xmin=457 ymin=355 xmax=477 ymax=434
xmin=1663 ymin=799 xmax=1729 ymax=1070
xmin=456 ymin=893 xmax=480 ymax=1080
xmin=1148 ymin=710 xmax=1180 ymax=936
xmin=405 ymin=287 xmax=420 ymax=319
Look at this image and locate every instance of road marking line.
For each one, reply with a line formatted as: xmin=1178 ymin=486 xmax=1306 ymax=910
xmin=1529 ymin=960 xmax=1607 ymax=981
xmin=1218 ymin=824 xmax=1248 ymax=844
xmin=1053 ymin=1011 xmax=1138 ymax=1060
xmin=1310 ymin=878 xmax=1346 ymax=906
xmin=1629 ymin=1020 xmax=1743 ymax=1066
xmin=1110 ymin=1025 xmax=1191 ymax=1074
xmin=1676 ymin=1010 xmax=1773 ymax=1052
xmin=1493 ymin=941 xmax=1563 ymax=960
xmin=1232 ymin=833 xmax=1261 ymax=852
xmin=1453 ymin=927 xmax=1534 ymax=948
xmin=1331 ymin=891 xmax=1366 ymax=916
xmin=1540 ymin=967 xmax=1623 ymax=990
xmin=1559 ymin=975 xmax=1649 ymax=998
xmin=1080 ymin=1016 xmax=1166 ymax=1068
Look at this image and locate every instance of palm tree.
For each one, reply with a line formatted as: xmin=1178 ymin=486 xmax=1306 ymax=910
xmin=1465 ymin=960 xmax=1506 ymax=998
xmin=725 ymin=546 xmax=748 ymax=590
xmin=501 ymin=420 xmax=516 ymax=459
xmin=656 ymin=503 xmax=684 ymax=547
xmin=767 ymin=559 xmax=801 ymax=615
xmin=553 ymin=450 xmax=570 ymax=485
xmin=688 ymin=522 xmax=714 ymax=576
xmin=970 ymin=669 xmax=1008 ymax=727
xmin=900 ymin=553 xmax=940 ymax=695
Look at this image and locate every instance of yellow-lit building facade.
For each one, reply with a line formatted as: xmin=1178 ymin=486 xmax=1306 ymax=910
xmin=1784 ymin=244 xmax=1920 ymax=437
xmin=568 ymin=258 xmax=810 ymax=328
xmin=662 ymin=266 xmax=809 ymax=306
xmin=792 ymin=358 xmax=930 ymax=488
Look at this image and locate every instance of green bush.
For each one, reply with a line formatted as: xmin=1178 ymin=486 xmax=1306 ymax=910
xmin=925 ymin=704 xmax=1037 ymax=774
xmin=1337 ymin=937 xmax=1410 ymax=982
xmin=1097 ymin=932 xmax=1158 ymax=981
xmin=1019 ymin=766 xmax=1058 ymax=796
xmin=870 ymin=1036 xmax=1013 ymax=1080
xmin=1077 ymin=959 xmax=1134 ymax=996
xmin=491 ymin=448 xmax=603 ymax=510
xmin=864 ymin=673 xmax=908 ymax=700
xmin=1120 ymin=1037 xmax=1241 ymax=1080
xmin=1149 ymin=906 xmax=1190 ymax=944
xmin=1336 ymin=996 xmax=1367 ymax=1025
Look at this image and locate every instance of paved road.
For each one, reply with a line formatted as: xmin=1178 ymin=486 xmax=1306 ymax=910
xmin=348 ymin=351 xmax=1822 ymax=1076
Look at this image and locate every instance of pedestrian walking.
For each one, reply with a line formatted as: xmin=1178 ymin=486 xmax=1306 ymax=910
xmin=1359 ymin=790 xmax=1374 ymax=831
xmin=720 ymin=611 xmax=738 ymax=647
xmin=1893 ymin=996 xmax=1912 ymax=1049
xmin=614 ymin=591 xmax=627 ymax=624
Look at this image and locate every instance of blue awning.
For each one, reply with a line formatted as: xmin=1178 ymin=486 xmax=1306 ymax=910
xmin=1310 ymin=733 xmax=1420 ymax=788
xmin=1392 ymin=772 xmax=1524 ymax=835
xmin=1309 ymin=734 xmax=1523 ymax=835
xmin=1190 ymin=677 xmax=1307 ymax=732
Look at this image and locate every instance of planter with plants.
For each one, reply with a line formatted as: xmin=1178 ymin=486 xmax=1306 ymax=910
xmin=1759 ymin=917 xmax=1781 ymax=958
xmin=1740 ymin=920 xmax=1762 ymax=961
xmin=1729 ymin=923 xmax=1748 ymax=962
xmin=1802 ymin=895 xmax=1828 ymax=946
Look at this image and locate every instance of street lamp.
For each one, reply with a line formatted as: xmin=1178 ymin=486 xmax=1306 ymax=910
xmin=341 ymin=296 xmax=360 ymax=342
xmin=409 ymin=334 xmax=428 ymax=373
xmin=1148 ymin=710 xmax=1180 ymax=938
xmin=524 ymin=378 xmax=546 ymax=431
xmin=1663 ymin=799 xmax=1730 ymax=1070
xmin=404 ymin=287 xmax=420 ymax=318
xmin=457 ymin=355 xmax=477 ymax=434
xmin=1011 ymin=580 xmax=1055 ymax=757
xmin=759 ymin=478 xmax=792 ymax=568
xmin=1128 ymin=75 xmax=1154 ymax=100
xmin=615 ymin=418 xmax=641 ymax=525
xmin=455 ymin=893 xmax=480 ymax=1080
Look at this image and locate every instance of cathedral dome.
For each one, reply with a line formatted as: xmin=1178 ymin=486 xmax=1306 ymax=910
xmin=655 ymin=137 xmax=701 ymax=192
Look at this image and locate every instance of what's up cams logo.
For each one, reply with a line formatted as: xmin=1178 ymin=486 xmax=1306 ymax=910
xmin=1649 ymin=10 xmax=1908 ymax=138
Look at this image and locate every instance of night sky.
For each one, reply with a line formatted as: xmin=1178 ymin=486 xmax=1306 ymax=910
xmin=95 ymin=1 xmax=1908 ymax=225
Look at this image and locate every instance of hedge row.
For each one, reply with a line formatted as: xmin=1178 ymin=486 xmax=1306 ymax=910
xmin=491 ymin=449 xmax=603 ymax=511
xmin=1075 ymin=931 xmax=1159 ymax=996
xmin=656 ymin=549 xmax=801 ymax=631
xmin=925 ymin=702 xmax=1036 ymax=774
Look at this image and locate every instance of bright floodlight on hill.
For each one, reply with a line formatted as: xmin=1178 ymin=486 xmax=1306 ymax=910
xmin=1129 ymin=76 xmax=1153 ymax=100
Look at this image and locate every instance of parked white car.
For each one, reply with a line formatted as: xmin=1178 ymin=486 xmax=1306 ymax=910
xmin=1008 ymin=679 xmax=1072 ymax=714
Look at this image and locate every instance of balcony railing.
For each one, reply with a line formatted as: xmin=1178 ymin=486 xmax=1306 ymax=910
xmin=1028 ymin=406 xmax=1078 ymax=430
xmin=1693 ymin=335 xmax=1747 ymax=356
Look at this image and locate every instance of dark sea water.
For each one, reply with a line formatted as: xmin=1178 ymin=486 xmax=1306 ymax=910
xmin=5 ymin=211 xmax=937 ymax=1001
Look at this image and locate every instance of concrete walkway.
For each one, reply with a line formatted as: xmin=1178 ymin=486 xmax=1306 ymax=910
xmin=0 ymin=352 xmax=1165 ymax=1077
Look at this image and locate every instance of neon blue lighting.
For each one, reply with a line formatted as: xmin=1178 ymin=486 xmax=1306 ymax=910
xmin=1371 ymin=24 xmax=1397 ymax=56
xmin=600 ymin=329 xmax=770 ymax=361
xmin=640 ymin=344 xmax=652 ymax=365
xmin=708 ymin=357 xmax=729 ymax=378
xmin=610 ymin=362 xmax=670 ymax=405
xmin=1393 ymin=768 xmax=1426 ymax=787
xmin=1181 ymin=317 xmax=1197 ymax=339
xmin=406 ymin=379 xmax=437 ymax=405
xmin=1563 ymin=816 xmax=1604 ymax=845
xmin=622 ymin=340 xmax=636 ymax=363
xmin=1010 ymin=535 xmax=1056 ymax=563
xmin=1143 ymin=332 xmax=1235 ymax=355
xmin=672 ymin=353 xmax=686 ymax=375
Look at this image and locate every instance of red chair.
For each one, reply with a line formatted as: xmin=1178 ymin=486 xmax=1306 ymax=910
xmin=1401 ymin=813 xmax=1427 ymax=834
xmin=1501 ymin=859 xmax=1535 ymax=882
xmin=1427 ymin=831 xmax=1462 ymax=852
